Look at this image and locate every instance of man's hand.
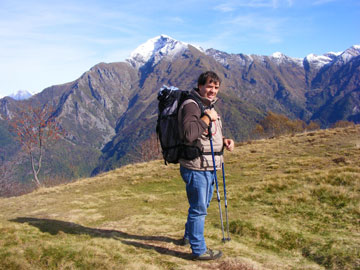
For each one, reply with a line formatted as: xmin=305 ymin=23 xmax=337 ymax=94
xmin=202 ymin=108 xmax=218 ymax=125
xmin=224 ymin=138 xmax=234 ymax=152
xmin=204 ymin=108 xmax=218 ymax=121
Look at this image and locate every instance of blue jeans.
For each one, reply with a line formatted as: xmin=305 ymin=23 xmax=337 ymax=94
xmin=180 ymin=166 xmax=215 ymax=256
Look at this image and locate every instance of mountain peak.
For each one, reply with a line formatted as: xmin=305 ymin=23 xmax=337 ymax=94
xmin=127 ymin=35 xmax=189 ymax=69
xmin=271 ymin=52 xmax=285 ymax=58
xmin=8 ymin=89 xmax=33 ymax=100
xmin=336 ymin=45 xmax=360 ymax=64
xmin=268 ymin=51 xmax=303 ymax=66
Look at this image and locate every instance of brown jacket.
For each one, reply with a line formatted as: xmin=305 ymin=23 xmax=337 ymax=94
xmin=178 ymin=89 xmax=224 ymax=171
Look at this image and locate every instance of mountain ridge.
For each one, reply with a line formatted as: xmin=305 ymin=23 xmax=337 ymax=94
xmin=7 ymin=90 xmax=33 ymax=100
xmin=0 ymin=35 xmax=359 ymax=188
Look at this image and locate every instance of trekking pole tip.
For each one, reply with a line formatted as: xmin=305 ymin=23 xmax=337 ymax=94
xmin=222 ymin=238 xmax=231 ymax=242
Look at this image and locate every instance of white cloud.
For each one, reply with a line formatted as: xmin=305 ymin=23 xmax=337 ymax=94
xmin=167 ymin=16 xmax=185 ymax=24
xmin=235 ymin=0 xmax=290 ymax=8
xmin=223 ymin=13 xmax=287 ymax=43
xmin=272 ymin=0 xmax=294 ymax=8
xmin=312 ymin=0 xmax=338 ymax=5
xmin=238 ymin=0 xmax=273 ymax=8
xmin=104 ymin=49 xmax=134 ymax=63
xmin=214 ymin=3 xmax=236 ymax=12
xmin=214 ymin=0 xmax=294 ymax=12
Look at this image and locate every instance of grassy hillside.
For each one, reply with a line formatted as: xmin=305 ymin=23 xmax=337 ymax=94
xmin=0 ymin=126 xmax=359 ymax=270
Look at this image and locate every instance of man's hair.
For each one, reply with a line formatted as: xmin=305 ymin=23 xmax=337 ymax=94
xmin=197 ymin=71 xmax=221 ymax=87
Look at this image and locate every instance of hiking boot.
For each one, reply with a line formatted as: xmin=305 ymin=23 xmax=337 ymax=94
xmin=179 ymin=237 xmax=190 ymax=246
xmin=193 ymin=249 xmax=222 ymax=261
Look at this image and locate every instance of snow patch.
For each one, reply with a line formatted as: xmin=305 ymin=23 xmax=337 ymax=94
xmin=206 ymin=49 xmax=230 ymax=66
xmin=271 ymin=52 xmax=303 ymax=66
xmin=271 ymin=52 xmax=284 ymax=58
xmin=305 ymin=53 xmax=333 ymax=68
xmin=326 ymin=51 xmax=342 ymax=57
xmin=353 ymin=105 xmax=359 ymax=114
xmin=324 ymin=51 xmax=342 ymax=61
xmin=8 ymin=89 xmax=33 ymax=100
xmin=336 ymin=45 xmax=360 ymax=64
xmin=206 ymin=49 xmax=253 ymax=67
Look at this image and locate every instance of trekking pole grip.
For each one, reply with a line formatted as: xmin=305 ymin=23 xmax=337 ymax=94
xmin=208 ymin=121 xmax=212 ymax=139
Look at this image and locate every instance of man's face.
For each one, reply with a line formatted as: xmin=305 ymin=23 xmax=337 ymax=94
xmin=198 ymin=78 xmax=220 ymax=101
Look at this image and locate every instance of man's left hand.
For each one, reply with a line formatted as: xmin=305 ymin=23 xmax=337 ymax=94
xmin=224 ymin=138 xmax=235 ymax=152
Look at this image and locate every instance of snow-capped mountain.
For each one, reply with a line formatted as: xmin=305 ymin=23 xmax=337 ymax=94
xmin=8 ymin=90 xmax=32 ymax=100
xmin=304 ymin=45 xmax=360 ymax=69
xmin=333 ymin=45 xmax=360 ymax=65
xmin=270 ymin=52 xmax=303 ymax=66
xmin=127 ymin=34 xmax=201 ymax=69
xmin=127 ymin=35 xmax=360 ymax=74
xmin=206 ymin=45 xmax=358 ymax=71
xmin=267 ymin=46 xmax=359 ymax=69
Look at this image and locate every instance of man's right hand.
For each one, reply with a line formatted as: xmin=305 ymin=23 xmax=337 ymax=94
xmin=204 ymin=109 xmax=218 ymax=121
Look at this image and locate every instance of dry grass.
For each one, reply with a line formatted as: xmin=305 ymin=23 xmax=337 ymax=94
xmin=0 ymin=125 xmax=359 ymax=270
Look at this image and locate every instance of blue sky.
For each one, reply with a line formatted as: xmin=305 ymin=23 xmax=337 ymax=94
xmin=0 ymin=0 xmax=359 ymax=98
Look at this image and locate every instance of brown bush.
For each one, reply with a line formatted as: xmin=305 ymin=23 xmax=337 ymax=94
xmin=331 ymin=120 xmax=355 ymax=128
xmin=253 ymin=111 xmax=307 ymax=138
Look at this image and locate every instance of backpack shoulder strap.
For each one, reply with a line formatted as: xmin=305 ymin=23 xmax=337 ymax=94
xmin=181 ymin=98 xmax=197 ymax=107
xmin=182 ymin=94 xmax=205 ymax=116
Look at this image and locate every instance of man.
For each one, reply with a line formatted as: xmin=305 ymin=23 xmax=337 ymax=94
xmin=178 ymin=71 xmax=234 ymax=260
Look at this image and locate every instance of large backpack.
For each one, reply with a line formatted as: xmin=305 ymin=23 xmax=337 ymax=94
xmin=156 ymin=86 xmax=204 ymax=164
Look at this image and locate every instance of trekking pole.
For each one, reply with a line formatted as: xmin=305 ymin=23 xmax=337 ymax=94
xmin=208 ymin=123 xmax=226 ymax=242
xmin=222 ymin=162 xmax=231 ymax=241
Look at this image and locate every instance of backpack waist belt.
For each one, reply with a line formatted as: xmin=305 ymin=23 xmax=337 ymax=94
xmin=202 ymin=151 xmax=223 ymax=156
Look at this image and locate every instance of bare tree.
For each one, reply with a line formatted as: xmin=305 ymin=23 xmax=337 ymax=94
xmin=7 ymin=103 xmax=64 ymax=188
